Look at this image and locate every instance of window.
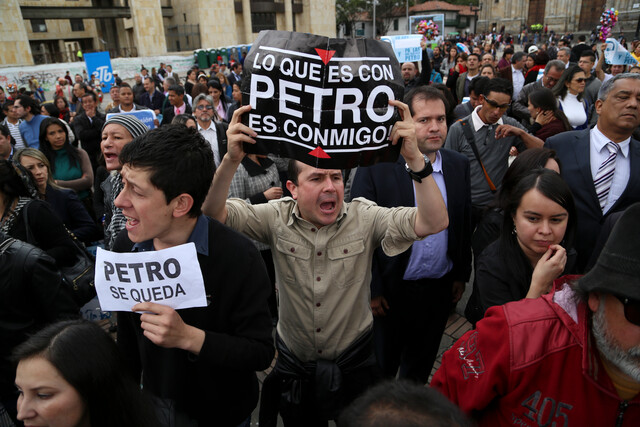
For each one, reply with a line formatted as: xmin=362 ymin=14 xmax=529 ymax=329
xmin=251 ymin=13 xmax=276 ymax=33
xmin=70 ymin=19 xmax=85 ymax=31
xmin=393 ymin=19 xmax=399 ymax=31
xmin=31 ymin=19 xmax=47 ymax=33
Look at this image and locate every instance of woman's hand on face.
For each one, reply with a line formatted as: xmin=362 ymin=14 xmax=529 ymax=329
xmin=535 ymin=110 xmax=554 ymax=126
xmin=529 ymin=244 xmax=567 ymax=298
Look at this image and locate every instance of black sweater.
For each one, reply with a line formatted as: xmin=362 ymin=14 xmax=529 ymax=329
xmin=115 ymin=217 xmax=274 ymax=426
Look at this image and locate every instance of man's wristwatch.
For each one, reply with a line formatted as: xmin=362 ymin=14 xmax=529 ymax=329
xmin=405 ymin=155 xmax=433 ymax=183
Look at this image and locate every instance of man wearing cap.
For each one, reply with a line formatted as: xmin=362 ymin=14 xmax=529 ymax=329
xmin=432 ymin=203 xmax=640 ymax=425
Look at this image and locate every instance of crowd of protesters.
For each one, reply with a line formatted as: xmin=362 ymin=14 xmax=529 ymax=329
xmin=1 ymin=29 xmax=640 ymax=427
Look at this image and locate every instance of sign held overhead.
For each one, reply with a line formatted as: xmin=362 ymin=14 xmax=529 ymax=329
xmin=241 ymin=30 xmax=404 ymax=169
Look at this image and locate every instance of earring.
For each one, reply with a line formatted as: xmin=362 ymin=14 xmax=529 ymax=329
xmin=512 ymin=226 xmax=517 ymax=236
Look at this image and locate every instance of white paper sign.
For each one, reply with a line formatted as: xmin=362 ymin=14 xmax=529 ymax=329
xmin=94 ymin=243 xmax=207 ymax=311
xmin=604 ymin=38 xmax=639 ymax=65
xmin=381 ymin=35 xmax=423 ymax=63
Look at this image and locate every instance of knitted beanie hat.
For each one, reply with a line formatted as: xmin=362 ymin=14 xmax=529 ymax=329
xmin=102 ymin=114 xmax=148 ymax=140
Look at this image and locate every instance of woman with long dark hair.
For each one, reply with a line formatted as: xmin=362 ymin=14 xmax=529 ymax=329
xmin=553 ymin=64 xmax=589 ymax=129
xmin=38 ymin=117 xmax=93 ymax=215
xmin=15 ymin=148 xmax=100 ymax=244
xmin=207 ymin=79 xmax=229 ymax=122
xmin=527 ymin=87 xmax=571 ymax=141
xmin=13 ymin=320 xmax=158 ymax=427
xmin=468 ymin=169 xmax=577 ymax=324
xmin=53 ymin=95 xmax=71 ymax=122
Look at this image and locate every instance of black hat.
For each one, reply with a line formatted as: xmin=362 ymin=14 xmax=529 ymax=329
xmin=580 ymin=203 xmax=640 ymax=300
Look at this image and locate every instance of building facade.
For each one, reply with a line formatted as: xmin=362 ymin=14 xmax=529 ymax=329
xmin=477 ymin=0 xmax=640 ymax=38
xmin=1 ymin=0 xmax=336 ymax=67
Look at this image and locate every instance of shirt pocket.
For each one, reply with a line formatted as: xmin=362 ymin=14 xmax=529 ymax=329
xmin=275 ymin=237 xmax=312 ymax=285
xmin=327 ymin=239 xmax=365 ymax=289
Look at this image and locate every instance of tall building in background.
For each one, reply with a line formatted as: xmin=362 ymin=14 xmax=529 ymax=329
xmin=1 ymin=0 xmax=336 ymax=67
xmin=477 ymin=0 xmax=640 ymax=37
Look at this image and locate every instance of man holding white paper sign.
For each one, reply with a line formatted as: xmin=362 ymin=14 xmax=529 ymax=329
xmin=111 ymin=125 xmax=274 ymax=427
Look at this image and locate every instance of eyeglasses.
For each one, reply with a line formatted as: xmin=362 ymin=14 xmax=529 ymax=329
xmin=614 ymin=295 xmax=640 ymax=326
xmin=483 ymin=97 xmax=511 ymax=110
xmin=573 ymin=78 xmax=587 ymax=83
xmin=196 ymin=105 xmax=213 ymax=111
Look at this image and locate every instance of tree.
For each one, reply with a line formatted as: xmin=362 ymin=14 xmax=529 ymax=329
xmin=336 ymin=0 xmax=366 ymax=37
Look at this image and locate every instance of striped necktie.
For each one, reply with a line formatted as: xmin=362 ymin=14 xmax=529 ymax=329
xmin=594 ymin=141 xmax=619 ymax=211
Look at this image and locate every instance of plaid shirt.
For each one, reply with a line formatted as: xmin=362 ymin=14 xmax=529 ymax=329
xmin=228 ymin=156 xmax=281 ymax=251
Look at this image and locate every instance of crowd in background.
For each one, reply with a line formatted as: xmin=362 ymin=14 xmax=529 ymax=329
xmin=1 ymin=27 xmax=640 ymax=427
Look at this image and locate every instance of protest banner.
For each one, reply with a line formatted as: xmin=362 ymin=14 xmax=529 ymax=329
xmin=240 ymin=30 xmax=404 ymax=169
xmin=84 ymin=51 xmax=115 ymax=90
xmin=604 ymin=38 xmax=639 ymax=65
xmin=94 ymin=243 xmax=207 ymax=311
xmin=381 ymin=35 xmax=424 ymax=63
xmin=106 ymin=110 xmax=157 ymax=130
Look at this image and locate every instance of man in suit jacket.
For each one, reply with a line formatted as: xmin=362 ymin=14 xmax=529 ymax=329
xmin=351 ymin=86 xmax=472 ymax=383
xmin=227 ymin=62 xmax=243 ymax=87
xmin=193 ymin=93 xmax=227 ymax=167
xmin=161 ymin=84 xmax=192 ymax=126
xmin=498 ymin=51 xmax=526 ymax=100
xmin=72 ymin=92 xmax=105 ymax=172
xmin=545 ymin=73 xmax=640 ymax=273
xmin=138 ymin=76 xmax=165 ymax=115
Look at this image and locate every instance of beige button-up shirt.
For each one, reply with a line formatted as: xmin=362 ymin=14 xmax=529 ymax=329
xmin=225 ymin=197 xmax=421 ymax=362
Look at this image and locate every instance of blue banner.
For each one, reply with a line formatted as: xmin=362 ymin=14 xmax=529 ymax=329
xmin=84 ymin=51 xmax=115 ymax=90
xmin=106 ymin=110 xmax=157 ymax=130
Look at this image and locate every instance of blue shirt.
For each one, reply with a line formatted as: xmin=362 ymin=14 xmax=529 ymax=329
xmin=18 ymin=114 xmax=46 ymax=149
xmin=403 ymin=151 xmax=453 ymax=280
xmin=132 ymin=214 xmax=210 ymax=256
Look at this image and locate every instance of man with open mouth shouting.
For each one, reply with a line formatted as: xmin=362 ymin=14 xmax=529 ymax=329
xmin=203 ymin=101 xmax=449 ymax=425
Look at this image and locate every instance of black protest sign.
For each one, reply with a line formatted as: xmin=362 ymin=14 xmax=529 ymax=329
xmin=240 ymin=30 xmax=404 ymax=169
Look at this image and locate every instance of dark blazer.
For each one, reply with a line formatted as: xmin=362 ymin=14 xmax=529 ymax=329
xmin=351 ymin=149 xmax=472 ymax=297
xmin=45 ymin=185 xmax=101 ymax=243
xmin=138 ymin=90 xmax=165 ymax=112
xmin=71 ymin=111 xmax=105 ymax=165
xmin=161 ymin=102 xmax=192 ymax=126
xmin=545 ymin=129 xmax=640 ymax=272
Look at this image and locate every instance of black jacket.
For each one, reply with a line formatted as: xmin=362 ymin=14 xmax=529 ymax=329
xmin=0 ymin=233 xmax=78 ymax=398
xmin=161 ymin=102 xmax=192 ymax=126
xmin=351 ymin=150 xmax=472 ymax=298
xmin=115 ymin=217 xmax=274 ymax=426
xmin=71 ymin=111 xmax=106 ymax=166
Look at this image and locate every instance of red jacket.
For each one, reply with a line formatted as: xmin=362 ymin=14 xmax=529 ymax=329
xmin=432 ymin=277 xmax=640 ymax=426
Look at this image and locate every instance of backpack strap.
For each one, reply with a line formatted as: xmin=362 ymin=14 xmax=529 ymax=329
xmin=459 ymin=119 xmax=498 ymax=193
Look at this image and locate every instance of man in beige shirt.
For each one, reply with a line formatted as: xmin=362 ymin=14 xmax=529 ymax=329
xmin=204 ymin=102 xmax=448 ymax=424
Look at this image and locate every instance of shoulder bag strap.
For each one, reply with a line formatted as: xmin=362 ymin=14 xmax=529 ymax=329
xmin=22 ymin=201 xmax=38 ymax=245
xmin=460 ymin=119 xmax=498 ymax=193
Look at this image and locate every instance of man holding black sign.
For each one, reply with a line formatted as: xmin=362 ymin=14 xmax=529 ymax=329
xmin=203 ymin=101 xmax=448 ymax=424
xmin=113 ymin=126 xmax=274 ymax=426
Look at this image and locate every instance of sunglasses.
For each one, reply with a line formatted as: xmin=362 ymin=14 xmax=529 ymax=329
xmin=614 ymin=295 xmax=640 ymax=326
xmin=196 ymin=105 xmax=213 ymax=111
xmin=573 ymin=78 xmax=587 ymax=83
xmin=483 ymin=97 xmax=510 ymax=110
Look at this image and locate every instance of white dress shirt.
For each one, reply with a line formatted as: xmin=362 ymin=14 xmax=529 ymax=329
xmin=512 ymin=65 xmax=525 ymax=99
xmin=198 ymin=121 xmax=220 ymax=166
